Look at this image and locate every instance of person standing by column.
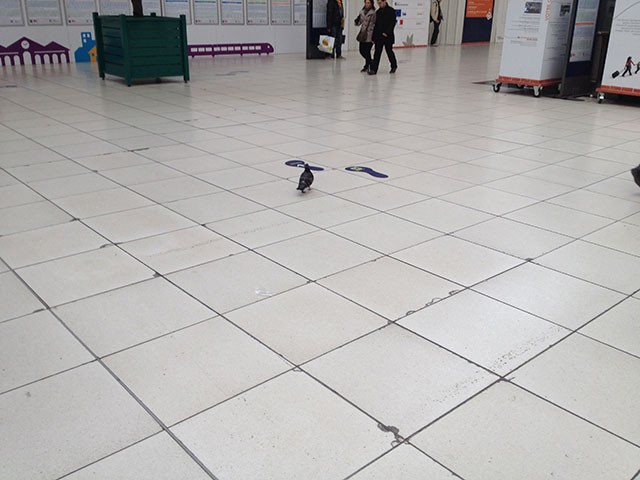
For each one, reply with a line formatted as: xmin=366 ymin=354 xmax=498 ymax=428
xmin=327 ymin=0 xmax=345 ymax=58
xmin=368 ymin=0 xmax=397 ymax=74
xmin=355 ymin=0 xmax=376 ymax=72
xmin=430 ymin=0 xmax=443 ymax=45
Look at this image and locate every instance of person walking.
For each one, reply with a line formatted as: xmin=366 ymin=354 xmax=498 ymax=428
xmin=430 ymin=0 xmax=443 ymax=45
xmin=326 ymin=0 xmax=345 ymax=58
xmin=355 ymin=0 xmax=376 ymax=72
xmin=621 ymin=56 xmax=634 ymax=76
xmin=368 ymin=0 xmax=397 ymax=75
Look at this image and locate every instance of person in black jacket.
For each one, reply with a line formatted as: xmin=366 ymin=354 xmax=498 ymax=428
xmin=326 ymin=0 xmax=345 ymax=58
xmin=368 ymin=0 xmax=397 ymax=74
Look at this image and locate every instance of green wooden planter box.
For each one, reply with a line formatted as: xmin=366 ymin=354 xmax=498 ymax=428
xmin=93 ymin=12 xmax=190 ymax=86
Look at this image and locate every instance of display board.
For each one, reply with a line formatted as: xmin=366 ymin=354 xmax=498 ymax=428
xmin=26 ymin=0 xmax=63 ymax=24
xmin=193 ymin=0 xmax=218 ymax=23
xmin=1 ymin=0 xmax=25 ymax=24
xmin=462 ymin=0 xmax=494 ymax=42
xmin=98 ymin=0 xmax=130 ymax=14
xmin=64 ymin=0 xmax=95 ymax=24
xmin=598 ymin=0 xmax=640 ymax=96
xmin=394 ymin=0 xmax=429 ymax=46
xmin=293 ymin=0 xmax=304 ymax=24
xmin=220 ymin=0 xmax=243 ymax=23
xmin=271 ymin=0 xmax=290 ymax=24
xmin=246 ymin=0 xmax=267 ymax=23
xmin=497 ymin=0 xmax=573 ymax=85
xmin=164 ymin=0 xmax=190 ymax=22
xmin=142 ymin=0 xmax=161 ymax=15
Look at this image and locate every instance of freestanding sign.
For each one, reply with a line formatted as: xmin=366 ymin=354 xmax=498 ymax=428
xmin=495 ymin=0 xmax=573 ymax=95
xmin=597 ymin=0 xmax=640 ymax=100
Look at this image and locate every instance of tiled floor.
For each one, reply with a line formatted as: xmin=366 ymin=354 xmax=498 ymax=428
xmin=1 ymin=44 xmax=640 ymax=479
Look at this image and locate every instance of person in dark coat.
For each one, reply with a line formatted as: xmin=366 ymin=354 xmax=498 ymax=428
xmin=368 ymin=0 xmax=397 ymax=74
xmin=326 ymin=0 xmax=345 ymax=58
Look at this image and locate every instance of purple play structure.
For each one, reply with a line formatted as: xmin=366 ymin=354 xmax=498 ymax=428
xmin=188 ymin=43 xmax=274 ymax=58
xmin=0 ymin=37 xmax=70 ymax=66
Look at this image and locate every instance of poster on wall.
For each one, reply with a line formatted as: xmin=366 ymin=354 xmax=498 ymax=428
xmin=462 ymin=0 xmax=494 ymax=42
xmin=142 ymin=0 xmax=161 ymax=15
xmin=221 ymin=0 xmax=243 ymax=23
xmin=568 ymin=0 xmax=598 ymax=62
xmin=65 ymin=0 xmax=96 ymax=24
xmin=311 ymin=0 xmax=324 ymax=27
xmin=246 ymin=0 xmax=267 ymax=23
xmin=194 ymin=0 xmax=218 ymax=23
xmin=164 ymin=0 xmax=190 ymax=21
xmin=271 ymin=0 xmax=290 ymax=24
xmin=394 ymin=0 xmax=429 ymax=46
xmin=293 ymin=0 xmax=304 ymax=24
xmin=99 ymin=0 xmax=130 ymax=14
xmin=497 ymin=0 xmax=572 ymax=83
xmin=598 ymin=0 xmax=640 ymax=95
xmin=0 ymin=0 xmax=25 ymax=25
xmin=26 ymin=0 xmax=63 ymax=24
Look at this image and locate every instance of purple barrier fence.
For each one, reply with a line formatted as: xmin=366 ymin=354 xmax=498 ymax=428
xmin=188 ymin=43 xmax=274 ymax=58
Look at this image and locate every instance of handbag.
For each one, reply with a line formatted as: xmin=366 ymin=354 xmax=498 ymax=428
xmin=356 ymin=30 xmax=367 ymax=42
xmin=318 ymin=35 xmax=335 ymax=54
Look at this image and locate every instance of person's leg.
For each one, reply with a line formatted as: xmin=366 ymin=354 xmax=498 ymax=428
xmin=636 ymin=64 xmax=640 ymax=74
xmin=430 ymin=22 xmax=440 ymax=45
xmin=365 ymin=42 xmax=373 ymax=69
xmin=385 ymin=38 xmax=397 ymax=72
xmin=335 ymin=27 xmax=343 ymax=58
xmin=359 ymin=42 xmax=368 ymax=70
xmin=369 ymin=41 xmax=383 ymax=73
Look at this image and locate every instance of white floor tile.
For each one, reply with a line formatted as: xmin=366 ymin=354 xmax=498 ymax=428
xmin=17 ymin=246 xmax=153 ymax=307
xmin=172 ymin=371 xmax=393 ymax=480
xmin=455 ymin=217 xmax=573 ymax=259
xmin=390 ymin=198 xmax=493 ymax=233
xmin=349 ymin=444 xmax=458 ymax=479
xmin=549 ymin=189 xmax=640 ymax=220
xmin=329 ymin=213 xmax=441 ymax=254
xmin=84 ymin=205 xmax=196 ymax=244
xmin=505 ymin=202 xmax=614 ymax=238
xmin=0 ymin=221 xmax=106 ymax=268
xmin=579 ymin=297 xmax=640 ymax=357
xmin=29 ymin=172 xmax=118 ymax=199
xmin=583 ymin=221 xmax=640 ymax=256
xmin=513 ymin=334 xmax=640 ymax=444
xmin=168 ymin=251 xmax=306 ymax=313
xmin=412 ymin=382 xmax=640 ymax=480
xmin=233 ymin=179 xmax=324 ymax=207
xmin=484 ymin=175 xmax=574 ymax=200
xmin=0 ymin=183 xmax=42 ymax=209
xmin=104 ymin=318 xmax=290 ymax=425
xmin=319 ymin=257 xmax=458 ymax=321
xmin=7 ymin=160 xmax=89 ymax=183
xmin=306 ymin=326 xmax=496 ymax=435
xmin=53 ymin=188 xmax=153 ymax=219
xmin=0 ymin=201 xmax=72 ymax=236
xmin=474 ymin=263 xmax=625 ymax=329
xmin=168 ymin=191 xmax=265 ymax=223
xmin=388 ymin=171 xmax=474 ymax=196
xmin=101 ymin=164 xmax=183 ymax=186
xmin=336 ymin=183 xmax=427 ymax=211
xmin=440 ymin=185 xmax=537 ymax=215
xmin=257 ymin=230 xmax=380 ymax=280
xmin=537 ymin=240 xmax=640 ymax=294
xmin=0 ymin=363 xmax=160 ymax=480
xmin=208 ymin=209 xmax=318 ymax=248
xmin=54 ymin=278 xmax=213 ymax=357
xmin=400 ymin=290 xmax=568 ymax=375
xmin=197 ymin=166 xmax=278 ymax=190
xmin=162 ymin=154 xmax=240 ymax=174
xmin=394 ymin=235 xmax=521 ymax=286
xmin=0 ymin=310 xmax=92 ymax=392
xmin=130 ymin=176 xmax=220 ymax=203
xmin=64 ymin=433 xmax=210 ymax=480
xmin=227 ymin=283 xmax=386 ymax=364
xmin=277 ymin=195 xmax=376 ymax=228
xmin=121 ymin=226 xmax=245 ymax=274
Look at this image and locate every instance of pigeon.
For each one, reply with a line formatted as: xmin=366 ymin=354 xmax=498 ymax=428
xmin=632 ymin=164 xmax=640 ymax=188
xmin=297 ymin=163 xmax=314 ymax=193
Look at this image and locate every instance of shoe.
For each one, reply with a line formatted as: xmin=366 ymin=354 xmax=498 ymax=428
xmin=361 ymin=67 xmax=368 ymax=72
xmin=368 ymin=70 xmax=377 ymax=75
xmin=390 ymin=67 xmax=397 ymax=73
xmin=632 ymin=165 xmax=640 ymax=188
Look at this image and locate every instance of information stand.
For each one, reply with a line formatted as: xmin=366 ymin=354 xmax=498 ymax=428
xmin=494 ymin=0 xmax=573 ymax=97
xmin=596 ymin=0 xmax=640 ymax=102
